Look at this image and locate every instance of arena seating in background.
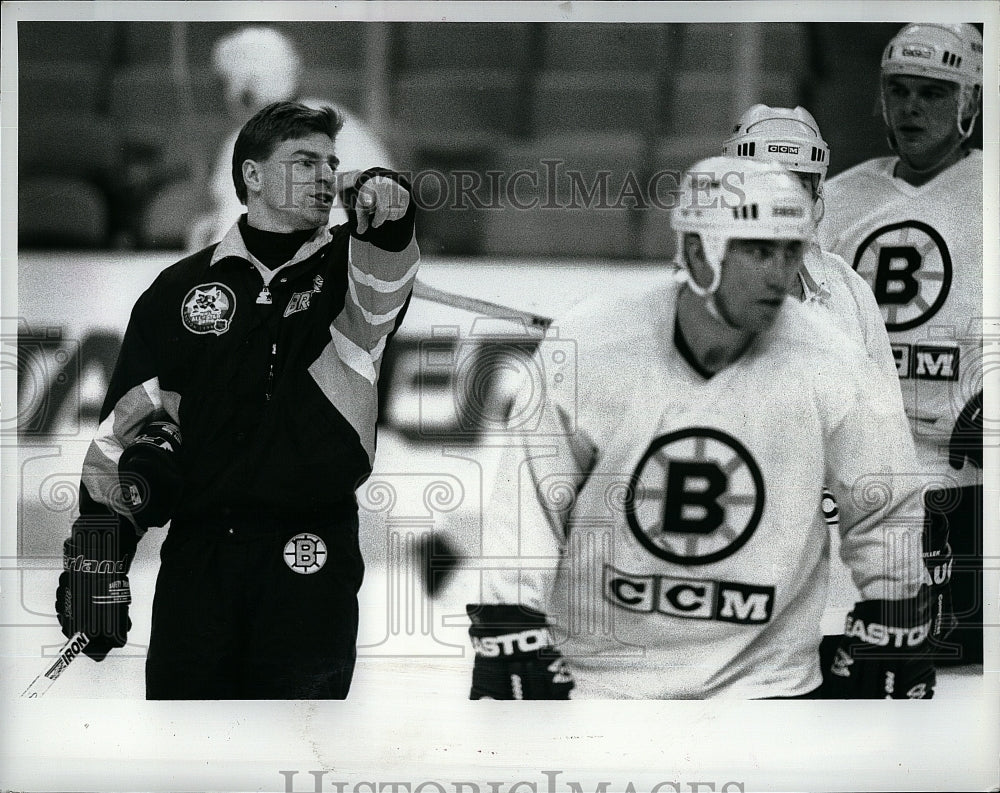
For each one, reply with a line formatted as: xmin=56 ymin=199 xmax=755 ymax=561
xmin=18 ymin=20 xmax=116 ymax=65
xmin=394 ymin=69 xmax=524 ymax=144
xmin=480 ymin=132 xmax=647 ymax=259
xmin=540 ymin=23 xmax=671 ymax=71
xmin=19 ymin=62 xmax=107 ymax=117
xmin=17 ymin=20 xmax=823 ymax=256
xmin=300 ymin=67 xmax=366 ymax=117
xmin=140 ymin=178 xmax=204 ymax=249
xmin=531 ymin=71 xmax=661 ymax=137
xmin=395 ymin=22 xmax=535 ymax=70
xmin=19 ymin=176 xmax=110 ymax=248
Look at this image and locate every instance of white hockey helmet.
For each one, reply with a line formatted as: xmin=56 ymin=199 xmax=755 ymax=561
xmin=672 ymin=156 xmax=813 ymax=296
xmin=722 ymin=104 xmax=830 ymax=182
xmin=880 ymin=23 xmax=983 ymax=138
xmin=212 ymin=26 xmax=303 ymax=111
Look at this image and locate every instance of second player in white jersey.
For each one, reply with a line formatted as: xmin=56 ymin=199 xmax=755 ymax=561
xmin=723 ymin=104 xmax=899 ymax=385
xmin=819 ymin=149 xmax=983 ymax=487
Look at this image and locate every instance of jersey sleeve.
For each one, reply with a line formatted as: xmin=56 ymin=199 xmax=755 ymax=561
xmin=832 ymin=252 xmax=902 ymax=397
xmin=79 ymin=282 xmax=178 ymax=527
xmin=331 ymin=172 xmax=420 ymax=373
xmin=480 ymin=371 xmax=598 ymax=615
xmin=819 ymin=354 xmax=926 ymax=602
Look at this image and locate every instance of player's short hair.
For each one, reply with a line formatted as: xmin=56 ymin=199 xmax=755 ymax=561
xmin=232 ymin=101 xmax=345 ymax=204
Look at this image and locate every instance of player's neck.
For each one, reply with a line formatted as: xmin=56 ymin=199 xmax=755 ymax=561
xmin=675 ymin=287 xmax=754 ymax=376
xmin=894 ymin=145 xmax=966 ymax=187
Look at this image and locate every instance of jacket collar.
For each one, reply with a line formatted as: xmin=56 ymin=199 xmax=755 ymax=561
xmin=210 ymin=217 xmax=331 ymax=269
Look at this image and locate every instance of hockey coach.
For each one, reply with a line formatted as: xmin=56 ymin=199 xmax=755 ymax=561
xmin=54 ymin=101 xmax=420 ymax=699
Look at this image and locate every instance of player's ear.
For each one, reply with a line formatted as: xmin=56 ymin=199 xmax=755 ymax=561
xmin=242 ymin=159 xmax=262 ymax=195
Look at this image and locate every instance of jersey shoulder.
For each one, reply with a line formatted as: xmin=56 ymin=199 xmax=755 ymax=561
xmin=817 ymin=248 xmax=871 ymax=295
xmin=824 ymin=157 xmax=895 ymax=193
xmin=552 ymin=272 xmax=679 ymax=348
xmin=767 ymin=298 xmax=870 ymax=369
xmin=766 ymin=302 xmax=890 ymax=422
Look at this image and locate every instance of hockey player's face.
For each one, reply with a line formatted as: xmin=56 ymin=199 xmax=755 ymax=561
xmin=884 ymin=75 xmax=962 ymax=166
xmin=252 ymin=132 xmax=339 ymax=231
xmin=716 ymin=239 xmax=803 ymax=331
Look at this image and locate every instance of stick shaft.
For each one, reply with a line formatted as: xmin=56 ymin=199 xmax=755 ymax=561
xmin=412 ymin=279 xmax=552 ymax=334
xmin=21 ymin=631 xmax=89 ymax=698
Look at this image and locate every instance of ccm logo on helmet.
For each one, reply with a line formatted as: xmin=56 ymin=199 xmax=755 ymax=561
xmin=767 ymin=144 xmax=800 ymax=155
xmin=472 ymin=627 xmax=555 ymax=657
xmin=901 ymin=45 xmax=933 ymax=59
xmin=604 ymin=565 xmax=775 ymax=624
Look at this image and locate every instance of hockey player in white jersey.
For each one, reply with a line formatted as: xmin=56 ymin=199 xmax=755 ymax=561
xmin=722 ymin=105 xmax=897 ymax=383
xmin=723 ymin=104 xmax=908 ymax=688
xmin=466 ymin=158 xmax=934 ymax=699
xmin=818 ymin=23 xmax=984 ymax=665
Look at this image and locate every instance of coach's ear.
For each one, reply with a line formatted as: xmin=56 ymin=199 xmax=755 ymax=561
xmin=242 ymin=159 xmax=263 ymax=197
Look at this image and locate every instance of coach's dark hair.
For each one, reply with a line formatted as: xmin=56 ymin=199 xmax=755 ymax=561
xmin=232 ymin=101 xmax=344 ymax=204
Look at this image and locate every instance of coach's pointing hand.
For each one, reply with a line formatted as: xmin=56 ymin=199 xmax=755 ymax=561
xmin=356 ymin=175 xmax=410 ymax=234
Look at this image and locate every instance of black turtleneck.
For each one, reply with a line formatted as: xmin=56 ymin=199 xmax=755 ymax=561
xmin=238 ymin=217 xmax=320 ymax=270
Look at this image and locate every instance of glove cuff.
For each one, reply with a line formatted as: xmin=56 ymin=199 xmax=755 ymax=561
xmin=65 ymin=518 xmax=138 ymax=575
xmin=346 ymin=168 xmax=415 ymax=252
xmin=845 ymin=597 xmax=931 ymax=651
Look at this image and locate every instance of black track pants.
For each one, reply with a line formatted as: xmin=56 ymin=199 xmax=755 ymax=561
xmin=145 ymin=514 xmax=364 ymax=699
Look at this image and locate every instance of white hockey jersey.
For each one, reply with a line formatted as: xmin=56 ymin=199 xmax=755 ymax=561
xmin=799 ymin=243 xmax=899 ymax=387
xmin=480 ymin=277 xmax=925 ymax=699
xmin=818 ymin=151 xmax=983 ymax=488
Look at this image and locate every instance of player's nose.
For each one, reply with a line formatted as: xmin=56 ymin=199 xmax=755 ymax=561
xmin=317 ymin=160 xmax=336 ymax=184
xmin=902 ymin=92 xmax=923 ymax=115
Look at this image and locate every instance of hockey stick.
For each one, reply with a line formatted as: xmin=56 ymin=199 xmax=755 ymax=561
xmin=21 ymin=631 xmax=90 ymax=698
xmin=412 ymin=279 xmax=553 ymax=335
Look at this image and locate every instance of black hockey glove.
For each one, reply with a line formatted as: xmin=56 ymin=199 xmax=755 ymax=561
xmin=118 ymin=417 xmax=182 ymax=529
xmin=948 ymin=389 xmax=982 ymax=471
xmin=824 ymin=596 xmax=935 ymax=699
xmin=344 ymin=169 xmax=415 ymax=251
xmin=467 ymin=604 xmax=575 ymax=699
xmin=55 ymin=517 xmax=137 ymax=661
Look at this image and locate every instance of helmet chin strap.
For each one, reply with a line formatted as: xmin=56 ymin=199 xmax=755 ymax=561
xmin=887 ymin=131 xmax=967 ymax=176
xmin=675 ymin=268 xmax=742 ymax=330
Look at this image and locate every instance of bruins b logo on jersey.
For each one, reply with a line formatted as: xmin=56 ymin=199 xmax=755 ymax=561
xmin=852 ymin=220 xmax=952 ymax=331
xmin=625 ymin=428 xmax=765 ymax=565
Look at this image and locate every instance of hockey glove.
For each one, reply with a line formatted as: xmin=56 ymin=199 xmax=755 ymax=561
xmin=118 ymin=417 xmax=182 ymax=529
xmin=824 ymin=596 xmax=935 ymax=699
xmin=345 ymin=169 xmax=415 ymax=250
xmin=55 ymin=517 xmax=137 ymax=661
xmin=467 ymin=604 xmax=575 ymax=699
xmin=948 ymin=389 xmax=982 ymax=471
xmin=922 ymin=497 xmax=957 ymax=649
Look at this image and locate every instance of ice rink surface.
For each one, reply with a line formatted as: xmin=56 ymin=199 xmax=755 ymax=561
xmin=2 ymin=423 xmax=987 ymax=702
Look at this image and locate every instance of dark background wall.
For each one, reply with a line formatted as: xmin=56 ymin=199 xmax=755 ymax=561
xmin=17 ymin=21 xmax=982 ymax=257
